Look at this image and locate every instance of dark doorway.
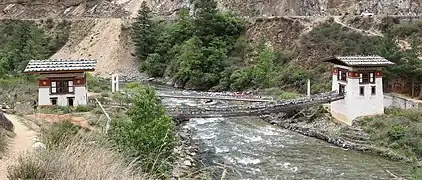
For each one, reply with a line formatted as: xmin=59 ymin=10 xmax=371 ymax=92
xmin=339 ymin=84 xmax=346 ymax=95
xmin=67 ymin=97 xmax=74 ymax=106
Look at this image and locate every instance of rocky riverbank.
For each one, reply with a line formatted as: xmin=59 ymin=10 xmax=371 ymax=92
xmin=171 ymin=125 xmax=200 ymax=179
xmin=260 ymin=113 xmax=412 ymax=162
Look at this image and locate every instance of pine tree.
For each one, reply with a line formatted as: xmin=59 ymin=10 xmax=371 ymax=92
xmin=133 ymin=1 xmax=156 ymax=61
xmin=192 ymin=0 xmax=218 ymax=43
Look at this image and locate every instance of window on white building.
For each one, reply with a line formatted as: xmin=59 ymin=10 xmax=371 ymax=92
xmin=370 ymin=73 xmax=374 ymax=83
xmin=359 ymin=86 xmax=364 ymax=96
xmin=50 ymin=97 xmax=57 ymax=105
xmin=371 ymin=86 xmax=376 ymax=95
xmin=359 ymin=72 xmax=375 ymax=84
xmin=50 ymin=80 xmax=74 ymax=94
xmin=68 ymin=81 xmax=74 ymax=93
xmin=337 ymin=69 xmax=348 ymax=82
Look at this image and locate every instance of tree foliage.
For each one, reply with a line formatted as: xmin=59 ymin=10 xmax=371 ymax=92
xmin=132 ymin=0 xmax=246 ymax=90
xmin=133 ymin=1 xmax=157 ymax=61
xmin=132 ymin=4 xmax=422 ymax=96
xmin=108 ymin=85 xmax=176 ymax=177
xmin=0 ymin=21 xmax=53 ymax=74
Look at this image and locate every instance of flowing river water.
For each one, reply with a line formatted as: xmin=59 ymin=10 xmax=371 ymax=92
xmin=155 ymin=86 xmax=411 ymax=179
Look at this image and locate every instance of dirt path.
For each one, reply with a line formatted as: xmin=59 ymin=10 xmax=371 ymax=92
xmin=333 ymin=16 xmax=383 ymax=37
xmin=0 ymin=114 xmax=37 ymax=180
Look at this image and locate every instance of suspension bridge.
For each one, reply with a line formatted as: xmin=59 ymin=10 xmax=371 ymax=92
xmin=165 ymin=91 xmax=344 ymax=119
xmin=90 ymin=90 xmax=344 ymax=119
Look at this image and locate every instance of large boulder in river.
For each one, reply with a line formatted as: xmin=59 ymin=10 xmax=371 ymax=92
xmin=0 ymin=111 xmax=13 ymax=132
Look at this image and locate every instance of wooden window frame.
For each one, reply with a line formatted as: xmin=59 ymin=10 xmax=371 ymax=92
xmin=50 ymin=78 xmax=74 ymax=95
xmin=359 ymin=72 xmax=375 ymax=84
xmin=337 ymin=68 xmax=348 ymax=82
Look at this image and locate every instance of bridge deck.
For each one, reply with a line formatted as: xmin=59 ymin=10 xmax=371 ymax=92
xmin=157 ymin=94 xmax=275 ymax=102
xmin=89 ymin=91 xmax=344 ymax=119
xmin=167 ymin=92 xmax=344 ymax=118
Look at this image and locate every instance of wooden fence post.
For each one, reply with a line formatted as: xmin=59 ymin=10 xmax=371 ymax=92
xmin=95 ymin=98 xmax=112 ymax=134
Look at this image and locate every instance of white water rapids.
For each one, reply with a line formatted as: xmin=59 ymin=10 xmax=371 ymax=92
xmin=158 ymin=87 xmax=410 ymax=179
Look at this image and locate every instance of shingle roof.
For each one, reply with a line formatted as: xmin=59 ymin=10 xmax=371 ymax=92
xmin=24 ymin=59 xmax=97 ymax=73
xmin=324 ymin=56 xmax=395 ymax=67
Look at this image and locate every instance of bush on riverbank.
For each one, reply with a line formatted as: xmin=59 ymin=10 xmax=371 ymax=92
xmin=358 ymin=108 xmax=422 ymax=160
xmin=107 ymin=85 xmax=177 ymax=178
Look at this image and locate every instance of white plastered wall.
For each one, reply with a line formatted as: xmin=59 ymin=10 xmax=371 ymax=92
xmin=37 ymin=72 xmax=87 ymax=106
xmin=330 ymin=65 xmax=385 ymax=125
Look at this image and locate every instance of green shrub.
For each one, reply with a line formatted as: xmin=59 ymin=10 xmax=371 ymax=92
xmin=100 ymin=92 xmax=109 ymax=97
xmin=74 ymin=105 xmax=94 ymax=112
xmin=108 ymin=85 xmax=176 ymax=177
xmin=278 ymin=91 xmax=300 ymax=99
xmin=262 ymin=88 xmax=301 ymax=99
xmin=39 ymin=106 xmax=72 ymax=114
xmin=387 ymin=22 xmax=422 ymax=38
xmin=92 ymin=107 xmax=104 ymax=115
xmin=41 ymin=120 xmax=80 ymax=149
xmin=388 ymin=124 xmax=407 ymax=141
xmin=87 ymin=74 xmax=111 ymax=92
xmin=360 ymin=109 xmax=422 ymax=160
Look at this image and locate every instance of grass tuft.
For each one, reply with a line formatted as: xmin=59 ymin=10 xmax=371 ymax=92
xmin=7 ymin=139 xmax=148 ymax=180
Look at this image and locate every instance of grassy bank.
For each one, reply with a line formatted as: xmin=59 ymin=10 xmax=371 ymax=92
xmin=356 ymin=108 xmax=422 ymax=179
xmin=357 ymin=108 xmax=422 ymax=161
xmin=7 ymin=122 xmax=147 ymax=179
xmin=7 ymin=84 xmax=177 ymax=179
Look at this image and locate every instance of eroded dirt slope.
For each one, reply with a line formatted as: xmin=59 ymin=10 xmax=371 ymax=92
xmin=50 ymin=18 xmax=140 ymax=78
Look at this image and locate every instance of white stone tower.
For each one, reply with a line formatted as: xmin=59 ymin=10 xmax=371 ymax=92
xmin=325 ymin=56 xmax=395 ymax=125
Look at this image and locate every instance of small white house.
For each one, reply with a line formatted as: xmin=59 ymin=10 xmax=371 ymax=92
xmin=24 ymin=59 xmax=97 ymax=107
xmin=324 ymin=56 xmax=395 ymax=125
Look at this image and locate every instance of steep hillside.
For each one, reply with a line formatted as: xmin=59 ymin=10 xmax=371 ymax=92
xmin=0 ymin=0 xmax=421 ymax=80
xmin=50 ymin=18 xmax=141 ymax=78
xmin=0 ymin=0 xmax=129 ymax=18
xmin=151 ymin=0 xmax=422 ymax=17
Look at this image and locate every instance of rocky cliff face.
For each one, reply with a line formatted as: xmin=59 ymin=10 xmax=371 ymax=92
xmin=151 ymin=0 xmax=422 ymax=17
xmin=1 ymin=0 xmax=421 ymax=18
xmin=0 ymin=0 xmax=127 ymax=18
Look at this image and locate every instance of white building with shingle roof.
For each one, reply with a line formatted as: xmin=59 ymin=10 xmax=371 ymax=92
xmin=324 ymin=56 xmax=395 ymax=125
xmin=24 ymin=59 xmax=97 ymax=107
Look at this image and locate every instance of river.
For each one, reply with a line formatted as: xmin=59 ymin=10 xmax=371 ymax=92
xmin=157 ymin=86 xmax=411 ymax=180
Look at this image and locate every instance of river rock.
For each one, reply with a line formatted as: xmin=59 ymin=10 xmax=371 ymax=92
xmin=183 ymin=160 xmax=192 ymax=167
xmin=179 ymin=132 xmax=190 ymax=140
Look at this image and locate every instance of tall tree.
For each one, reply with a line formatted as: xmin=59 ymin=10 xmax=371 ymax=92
xmin=133 ymin=1 xmax=156 ymax=61
xmin=402 ymin=35 xmax=422 ymax=97
xmin=192 ymin=0 xmax=218 ymax=42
